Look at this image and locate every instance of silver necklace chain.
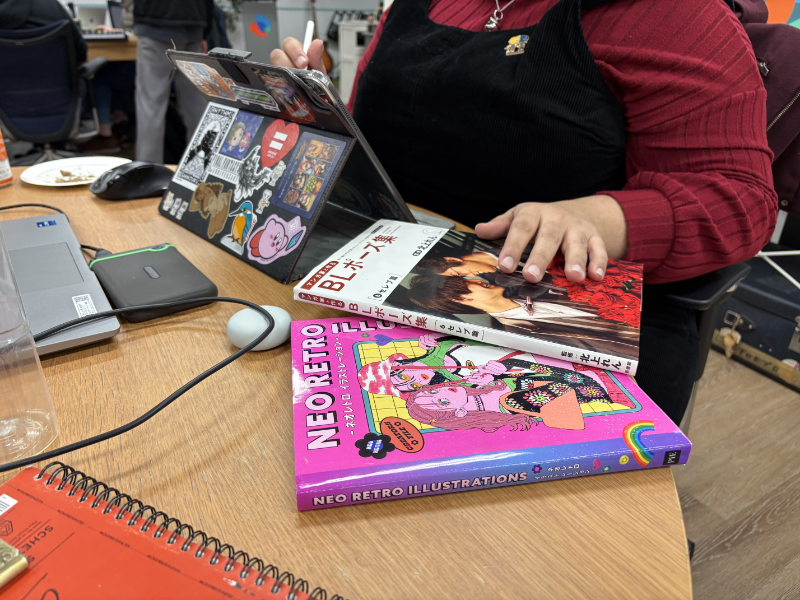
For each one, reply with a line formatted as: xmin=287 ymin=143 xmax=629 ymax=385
xmin=485 ymin=0 xmax=518 ymax=31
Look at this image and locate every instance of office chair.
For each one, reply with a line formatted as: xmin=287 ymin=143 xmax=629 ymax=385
xmin=656 ymin=263 xmax=752 ymax=434
xmin=0 ymin=20 xmax=107 ymax=165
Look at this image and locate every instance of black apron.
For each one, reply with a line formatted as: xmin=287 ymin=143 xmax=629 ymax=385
xmin=352 ymin=0 xmax=698 ymax=422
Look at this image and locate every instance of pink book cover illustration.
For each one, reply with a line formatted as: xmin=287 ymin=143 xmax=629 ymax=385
xmin=292 ymin=317 xmax=690 ymax=511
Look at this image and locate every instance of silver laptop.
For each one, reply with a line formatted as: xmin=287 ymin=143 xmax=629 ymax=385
xmin=75 ymin=5 xmax=108 ymax=29
xmin=0 ymin=215 xmax=120 ymax=355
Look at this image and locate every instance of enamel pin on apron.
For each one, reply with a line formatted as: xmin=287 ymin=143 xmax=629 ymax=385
xmin=505 ymin=35 xmax=529 ymax=56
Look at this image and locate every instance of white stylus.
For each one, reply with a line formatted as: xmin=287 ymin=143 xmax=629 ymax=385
xmin=303 ymin=20 xmax=314 ymax=56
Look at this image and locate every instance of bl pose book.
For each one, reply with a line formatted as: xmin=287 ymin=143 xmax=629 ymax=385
xmin=295 ymin=220 xmax=643 ymax=375
xmin=291 ymin=317 xmax=689 ymax=511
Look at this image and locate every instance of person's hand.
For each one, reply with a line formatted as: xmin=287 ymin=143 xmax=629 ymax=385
xmin=466 ymin=360 xmax=505 ymax=385
xmin=94 ymin=24 xmax=124 ymax=33
xmin=475 ymin=195 xmax=627 ymax=284
xmin=201 ymin=40 xmax=208 ymax=54
xmin=477 ymin=360 xmax=505 ymax=376
xmin=466 ymin=372 xmax=495 ymax=386
xmin=270 ymin=38 xmax=328 ymax=74
xmin=418 ymin=334 xmax=440 ymax=350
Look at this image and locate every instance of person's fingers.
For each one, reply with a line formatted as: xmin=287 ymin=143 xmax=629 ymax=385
xmin=487 ymin=360 xmax=505 ymax=373
xmin=475 ymin=209 xmax=514 ymax=240
xmin=269 ymin=49 xmax=294 ymax=68
xmin=282 ymin=37 xmax=308 ymax=68
xmin=305 ymin=40 xmax=328 ymax=74
xmin=562 ymin=229 xmax=589 ymax=283
xmin=586 ymin=235 xmax=608 ymax=281
xmin=522 ymin=216 xmax=565 ymax=283
xmin=498 ymin=208 xmax=541 ymax=274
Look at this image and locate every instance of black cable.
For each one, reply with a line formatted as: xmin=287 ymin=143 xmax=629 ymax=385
xmin=0 ymin=297 xmax=275 ymax=474
xmin=80 ymin=244 xmax=101 ymax=253
xmin=0 ymin=203 xmax=69 ymax=220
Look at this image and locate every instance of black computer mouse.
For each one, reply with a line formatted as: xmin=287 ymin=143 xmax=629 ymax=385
xmin=90 ymin=161 xmax=174 ymax=200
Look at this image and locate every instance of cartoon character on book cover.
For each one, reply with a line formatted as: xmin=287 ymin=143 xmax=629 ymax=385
xmin=292 ymin=318 xmax=690 ymax=511
xmin=356 ymin=334 xmax=640 ymax=434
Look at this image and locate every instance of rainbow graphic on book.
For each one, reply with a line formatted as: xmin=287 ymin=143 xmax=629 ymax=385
xmin=623 ymin=421 xmax=655 ymax=467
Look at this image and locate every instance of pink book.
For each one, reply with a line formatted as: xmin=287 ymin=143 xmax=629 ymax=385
xmin=291 ymin=317 xmax=690 ymax=511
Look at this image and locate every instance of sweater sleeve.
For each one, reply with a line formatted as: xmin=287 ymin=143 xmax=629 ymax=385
xmin=583 ymin=0 xmax=778 ymax=283
xmin=345 ymin=10 xmax=390 ymax=113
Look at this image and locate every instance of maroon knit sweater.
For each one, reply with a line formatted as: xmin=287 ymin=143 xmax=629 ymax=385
xmin=346 ymin=0 xmax=778 ymax=283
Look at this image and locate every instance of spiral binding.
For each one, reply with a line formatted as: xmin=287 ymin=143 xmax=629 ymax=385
xmin=36 ymin=462 xmax=346 ymax=600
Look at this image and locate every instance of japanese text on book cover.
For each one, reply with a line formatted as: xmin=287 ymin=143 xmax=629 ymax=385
xmin=294 ymin=221 xmax=643 ymax=375
xmin=291 ymin=317 xmax=690 ymax=511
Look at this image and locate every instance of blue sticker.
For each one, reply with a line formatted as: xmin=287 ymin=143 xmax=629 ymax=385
xmin=366 ymin=439 xmax=384 ymax=453
xmin=36 ymin=220 xmax=57 ymax=228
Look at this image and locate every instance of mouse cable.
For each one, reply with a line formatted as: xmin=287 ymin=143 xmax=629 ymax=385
xmin=0 ymin=297 xmax=275 ymax=474
xmin=0 ymin=203 xmax=110 ymax=258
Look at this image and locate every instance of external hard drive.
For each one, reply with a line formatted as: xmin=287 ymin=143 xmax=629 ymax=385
xmin=89 ymin=244 xmax=218 ymax=322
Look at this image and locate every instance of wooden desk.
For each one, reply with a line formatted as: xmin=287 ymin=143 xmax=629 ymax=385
xmin=87 ymin=34 xmax=137 ymax=62
xmin=0 ymin=168 xmax=692 ymax=599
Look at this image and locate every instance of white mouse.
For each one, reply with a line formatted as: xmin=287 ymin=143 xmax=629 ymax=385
xmin=227 ymin=305 xmax=291 ymax=351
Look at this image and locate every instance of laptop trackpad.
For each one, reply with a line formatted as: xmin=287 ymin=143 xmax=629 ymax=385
xmin=9 ymin=243 xmax=84 ymax=294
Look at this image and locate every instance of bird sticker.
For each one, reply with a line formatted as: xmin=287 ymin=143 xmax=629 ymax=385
xmin=220 ymin=201 xmax=257 ymax=256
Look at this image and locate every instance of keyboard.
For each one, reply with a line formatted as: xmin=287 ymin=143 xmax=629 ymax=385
xmin=82 ymin=31 xmax=127 ymax=41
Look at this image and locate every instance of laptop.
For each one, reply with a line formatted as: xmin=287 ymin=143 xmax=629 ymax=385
xmin=0 ymin=215 xmax=120 ymax=355
xmin=75 ymin=5 xmax=106 ymax=28
xmin=74 ymin=1 xmax=127 ymax=41
xmin=160 ymin=48 xmax=451 ymax=284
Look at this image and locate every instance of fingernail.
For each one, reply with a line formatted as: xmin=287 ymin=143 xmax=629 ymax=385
xmin=527 ymin=265 xmax=541 ymax=279
xmin=596 ymin=267 xmax=604 ymax=277
xmin=571 ymin=264 xmax=585 ymax=278
xmin=296 ymin=55 xmax=308 ymax=68
xmin=501 ymin=257 xmax=515 ymax=271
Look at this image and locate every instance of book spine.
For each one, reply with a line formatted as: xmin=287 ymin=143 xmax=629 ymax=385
xmin=293 ymin=290 xmax=637 ymax=375
xmin=296 ymin=439 xmax=690 ymax=510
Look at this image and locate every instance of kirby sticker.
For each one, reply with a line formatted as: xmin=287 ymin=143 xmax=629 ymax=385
xmin=247 ymin=214 xmax=306 ymax=265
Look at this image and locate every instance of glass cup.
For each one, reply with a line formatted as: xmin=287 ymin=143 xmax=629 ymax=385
xmin=0 ymin=227 xmax=58 ymax=461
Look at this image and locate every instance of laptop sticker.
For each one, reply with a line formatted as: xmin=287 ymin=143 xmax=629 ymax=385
xmin=254 ymin=69 xmax=315 ymax=124
xmin=220 ymin=201 xmax=257 ymax=256
xmin=273 ymin=133 xmax=346 ymax=219
xmin=175 ymin=200 xmax=189 ymax=220
xmin=188 ymin=182 xmax=232 ymax=238
xmin=232 ymin=145 xmax=287 ymax=204
xmin=219 ymin=111 xmax=264 ymax=161
xmin=247 ymin=213 xmax=306 ymax=265
xmin=175 ymin=61 xmax=237 ymax=102
xmin=72 ymin=294 xmax=97 ymax=318
xmin=261 ymin=120 xmax=299 ymax=167
xmin=175 ymin=104 xmax=237 ymax=191
xmin=256 ymin=189 xmax=272 ymax=214
xmin=230 ymin=84 xmax=280 ymax=112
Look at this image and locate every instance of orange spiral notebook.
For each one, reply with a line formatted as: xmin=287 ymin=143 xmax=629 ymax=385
xmin=0 ymin=463 xmax=344 ymax=600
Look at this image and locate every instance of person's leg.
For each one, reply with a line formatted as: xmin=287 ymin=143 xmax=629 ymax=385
xmin=173 ymin=41 xmax=208 ymax=140
xmin=635 ymin=295 xmax=699 ymax=424
xmin=135 ymin=37 xmax=174 ymax=163
xmin=92 ymin=78 xmax=113 ymax=135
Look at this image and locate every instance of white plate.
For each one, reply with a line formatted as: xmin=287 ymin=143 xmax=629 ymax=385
xmin=20 ymin=156 xmax=131 ymax=187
